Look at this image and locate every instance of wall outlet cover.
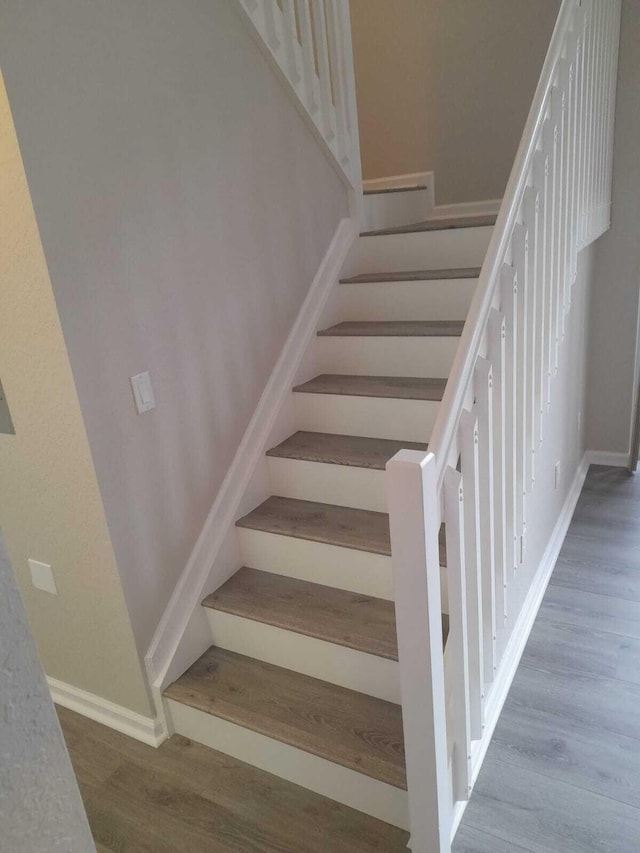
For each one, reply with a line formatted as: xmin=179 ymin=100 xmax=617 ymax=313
xmin=28 ymin=559 xmax=58 ymax=595
xmin=130 ymin=372 xmax=156 ymax=414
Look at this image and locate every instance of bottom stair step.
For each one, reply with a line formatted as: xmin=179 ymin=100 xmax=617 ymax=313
xmin=164 ymin=647 xmax=406 ymax=789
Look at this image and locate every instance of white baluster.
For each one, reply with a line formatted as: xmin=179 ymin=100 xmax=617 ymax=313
xmin=564 ymin=18 xmax=580 ymax=298
xmin=280 ymin=0 xmax=302 ymax=86
xmin=325 ymin=0 xmax=351 ymax=166
xmin=500 ymin=263 xmax=518 ymax=579
xmin=475 ymin=357 xmax=497 ymax=681
xmin=460 ymin=407 xmax=485 ymax=739
xmin=311 ymin=0 xmax=336 ymax=142
xmin=512 ymin=222 xmax=530 ymax=538
xmin=532 ymin=147 xmax=548 ymax=447
xmin=522 ymin=185 xmax=539 ymax=485
xmin=444 ymin=467 xmax=473 ymax=803
xmin=605 ymin=2 xmax=622 ymax=227
xmin=263 ymin=0 xmax=281 ymax=52
xmin=296 ymin=0 xmax=319 ymax=116
xmin=542 ymin=110 xmax=558 ymax=402
xmin=549 ymin=83 xmax=563 ymax=370
xmin=488 ymin=310 xmax=508 ymax=634
xmin=555 ymin=59 xmax=569 ymax=338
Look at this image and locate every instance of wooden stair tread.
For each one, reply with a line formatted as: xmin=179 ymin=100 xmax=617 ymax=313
xmin=236 ymin=495 xmax=448 ymax=564
xmin=203 ymin=567 xmax=399 ymax=660
xmin=340 ymin=267 xmax=481 ymax=284
xmin=164 ymin=646 xmax=407 ymax=789
xmin=318 ymin=320 xmax=465 ymax=337
xmin=266 ymin=431 xmax=428 ymax=470
xmin=236 ymin=495 xmax=391 ymax=555
xmin=292 ymin=373 xmax=447 ymax=401
xmin=360 ymin=213 xmax=497 ymax=237
xmin=362 ymin=185 xmax=427 ymax=196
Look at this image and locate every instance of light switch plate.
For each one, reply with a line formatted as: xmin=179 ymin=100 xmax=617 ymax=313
xmin=28 ymin=559 xmax=58 ymax=595
xmin=130 ymin=371 xmax=156 ymax=414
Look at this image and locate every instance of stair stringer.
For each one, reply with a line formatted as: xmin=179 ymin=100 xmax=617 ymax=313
xmin=144 ymin=216 xmax=358 ymax=721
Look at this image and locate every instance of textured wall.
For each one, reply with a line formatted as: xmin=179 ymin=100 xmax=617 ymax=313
xmin=0 ymin=0 xmax=348 ymax=655
xmin=0 ymin=73 xmax=153 ymax=717
xmin=0 ymin=535 xmax=95 ymax=852
xmin=351 ymin=0 xmax=561 ymax=203
xmin=585 ymin=0 xmax=640 ymax=456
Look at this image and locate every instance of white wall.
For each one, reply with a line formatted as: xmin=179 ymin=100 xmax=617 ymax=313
xmin=0 ymin=536 xmax=95 ymax=853
xmin=0 ymin=0 xmax=348 ymax=654
xmin=585 ymin=0 xmax=640 ymax=457
xmin=350 ymin=0 xmax=560 ymax=203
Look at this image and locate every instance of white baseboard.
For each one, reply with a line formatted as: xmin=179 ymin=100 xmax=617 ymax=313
xmin=584 ymin=449 xmax=629 ymax=467
xmin=49 ymin=676 xmax=167 ymax=747
xmin=144 ymin=216 xmax=358 ymax=694
xmin=362 ymin=171 xmax=434 ymax=192
xmin=430 ymin=198 xmax=502 ymax=220
xmin=450 ymin=453 xmax=590 ymax=842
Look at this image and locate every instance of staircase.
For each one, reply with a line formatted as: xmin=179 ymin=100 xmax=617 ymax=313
xmin=152 ymin=0 xmax=622 ymax=850
xmin=163 ymin=201 xmax=494 ymax=830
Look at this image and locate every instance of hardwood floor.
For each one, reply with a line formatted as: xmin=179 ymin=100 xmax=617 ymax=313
xmin=57 ymin=705 xmax=409 ymax=852
xmin=454 ymin=465 xmax=640 ymax=853
xmin=58 ymin=465 xmax=640 ymax=852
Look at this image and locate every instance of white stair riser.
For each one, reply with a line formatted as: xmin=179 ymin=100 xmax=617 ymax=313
xmin=239 ymin=522 xmax=450 ymax=614
xmin=238 ymin=528 xmax=393 ymax=600
xmin=316 ymin=335 xmax=459 ymax=379
xmin=204 ymin=609 xmax=400 ymax=703
xmin=348 ymin=226 xmax=492 ymax=275
xmin=294 ymin=393 xmax=439 ymax=443
xmin=268 ymin=457 xmax=386 ymax=512
xmin=166 ymin=700 xmax=409 ymax=829
xmin=338 ymin=278 xmax=477 ymax=321
xmin=362 ymin=189 xmax=431 ymax=231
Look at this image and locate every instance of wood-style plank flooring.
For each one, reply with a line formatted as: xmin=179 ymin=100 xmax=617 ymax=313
xmin=454 ymin=465 xmax=640 ymax=853
xmin=57 ymin=464 xmax=640 ymax=852
xmin=57 ymin=706 xmax=409 ymax=852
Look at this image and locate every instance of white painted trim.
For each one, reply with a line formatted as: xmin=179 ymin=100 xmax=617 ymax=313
xmin=584 ymin=450 xmax=629 ymax=468
xmin=362 ymin=171 xmax=434 ymax=193
xmin=48 ymin=677 xmax=167 ymax=747
xmin=144 ymin=217 xmax=358 ymax=692
xmin=166 ymin=699 xmax=409 ymax=829
xmin=450 ymin=453 xmax=590 ymax=842
xmin=429 ymin=199 xmax=502 ymax=220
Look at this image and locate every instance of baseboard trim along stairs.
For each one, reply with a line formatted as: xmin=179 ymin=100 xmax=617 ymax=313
xmin=48 ymin=677 xmax=167 ymax=747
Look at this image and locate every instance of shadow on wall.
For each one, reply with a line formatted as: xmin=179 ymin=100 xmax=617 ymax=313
xmin=350 ymin=0 xmax=562 ymax=204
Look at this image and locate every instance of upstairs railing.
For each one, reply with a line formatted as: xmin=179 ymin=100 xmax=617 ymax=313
xmin=235 ymin=0 xmax=362 ymax=200
xmin=387 ymin=1 xmax=621 ymax=851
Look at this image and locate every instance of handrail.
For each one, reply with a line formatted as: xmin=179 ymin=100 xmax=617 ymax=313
xmin=429 ymin=0 xmax=582 ymax=490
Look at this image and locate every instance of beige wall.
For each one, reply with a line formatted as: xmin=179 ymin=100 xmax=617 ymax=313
xmin=586 ymin=0 xmax=640 ymax=457
xmin=351 ymin=0 xmax=561 ymax=204
xmin=1 ymin=0 xmax=348 ymax=655
xmin=0 ymin=74 xmax=153 ymax=717
xmin=350 ymin=0 xmax=434 ymax=182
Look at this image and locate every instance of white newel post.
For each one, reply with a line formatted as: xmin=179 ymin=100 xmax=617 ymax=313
xmin=387 ymin=450 xmax=451 ymax=853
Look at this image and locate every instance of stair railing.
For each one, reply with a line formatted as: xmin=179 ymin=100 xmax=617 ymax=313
xmin=234 ymin=0 xmax=363 ymax=209
xmin=387 ymin=1 xmax=621 ymax=850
